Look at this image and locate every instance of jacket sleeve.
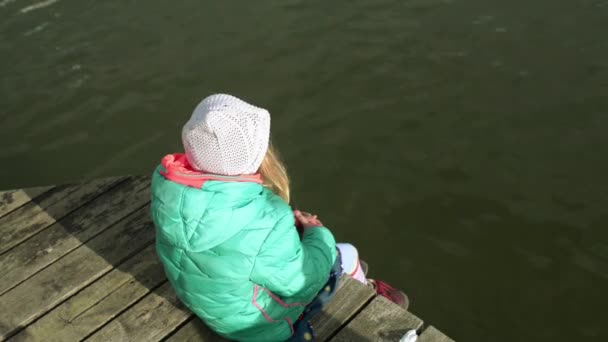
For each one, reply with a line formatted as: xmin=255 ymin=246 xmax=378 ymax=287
xmin=250 ymin=212 xmax=337 ymax=299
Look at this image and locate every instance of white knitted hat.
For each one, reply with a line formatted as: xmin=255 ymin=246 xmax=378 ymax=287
xmin=182 ymin=94 xmax=270 ymax=175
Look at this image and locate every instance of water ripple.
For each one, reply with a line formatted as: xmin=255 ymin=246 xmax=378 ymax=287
xmin=0 ymin=0 xmax=18 ymax=8
xmin=20 ymin=0 xmax=58 ymax=14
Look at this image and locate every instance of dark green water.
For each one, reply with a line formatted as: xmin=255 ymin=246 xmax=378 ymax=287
xmin=1 ymin=0 xmax=607 ymax=340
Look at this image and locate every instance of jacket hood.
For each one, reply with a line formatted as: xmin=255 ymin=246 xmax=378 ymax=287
xmin=152 ymin=153 xmax=267 ymax=251
xmin=160 ymin=153 xmax=263 ymax=189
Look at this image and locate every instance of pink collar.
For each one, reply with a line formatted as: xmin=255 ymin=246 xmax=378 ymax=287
xmin=159 ymin=153 xmax=263 ymax=189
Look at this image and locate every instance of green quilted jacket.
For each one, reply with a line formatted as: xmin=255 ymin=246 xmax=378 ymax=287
xmin=150 ymin=154 xmax=337 ymax=341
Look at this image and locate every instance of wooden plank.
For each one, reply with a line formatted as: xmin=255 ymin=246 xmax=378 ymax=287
xmin=331 ymin=296 xmax=423 ymax=342
xmin=418 ymin=325 xmax=455 ymax=342
xmin=0 ymin=176 xmax=150 ymax=295
xmin=165 ymin=318 xmax=228 ymax=342
xmin=311 ymin=276 xmax=376 ymax=341
xmin=85 ymin=282 xmax=192 ymax=342
xmin=0 ymin=176 xmax=125 ymax=254
xmin=10 ymin=244 xmax=166 ymax=342
xmin=0 ymin=206 xmax=155 ymax=340
xmin=0 ymin=185 xmax=53 ymax=218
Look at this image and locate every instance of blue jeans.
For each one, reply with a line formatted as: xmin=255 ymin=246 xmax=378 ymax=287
xmin=288 ymin=249 xmax=343 ymax=342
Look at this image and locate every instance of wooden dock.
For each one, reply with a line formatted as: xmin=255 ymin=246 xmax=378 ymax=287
xmin=0 ymin=176 xmax=453 ymax=341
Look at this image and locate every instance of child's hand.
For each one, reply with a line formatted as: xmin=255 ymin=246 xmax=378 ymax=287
xmin=294 ymin=210 xmax=324 ymax=229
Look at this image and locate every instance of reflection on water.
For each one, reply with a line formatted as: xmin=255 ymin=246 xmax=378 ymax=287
xmin=1 ymin=0 xmax=607 ymax=340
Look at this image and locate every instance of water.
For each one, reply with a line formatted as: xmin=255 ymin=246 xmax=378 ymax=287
xmin=1 ymin=0 xmax=607 ymax=340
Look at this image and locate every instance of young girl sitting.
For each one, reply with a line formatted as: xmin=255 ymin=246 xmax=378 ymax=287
xmin=151 ymin=94 xmax=406 ymax=341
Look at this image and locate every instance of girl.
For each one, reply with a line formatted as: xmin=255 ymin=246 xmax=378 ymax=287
xmin=151 ymin=94 xmax=406 ymax=341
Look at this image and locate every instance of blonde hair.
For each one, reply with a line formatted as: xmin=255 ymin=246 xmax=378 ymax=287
xmin=258 ymin=143 xmax=290 ymax=203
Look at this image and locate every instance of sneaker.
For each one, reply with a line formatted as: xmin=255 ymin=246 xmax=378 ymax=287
xmin=368 ymin=279 xmax=410 ymax=310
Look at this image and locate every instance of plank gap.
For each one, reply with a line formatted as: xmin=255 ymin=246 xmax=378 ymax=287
xmin=160 ymin=316 xmax=197 ymax=342
xmin=0 ymin=200 xmax=151 ymax=297
xmin=84 ymin=281 xmax=191 ymax=341
xmin=324 ymin=292 xmax=376 ymax=341
xmin=0 ymin=185 xmax=55 ymax=220
xmin=79 ymin=279 xmax=170 ymax=342
xmin=10 ymin=242 xmax=163 ymax=342
xmin=2 ymin=243 xmax=155 ymax=341
xmin=160 ymin=312 xmax=196 ymax=341
xmin=0 ymin=206 xmax=157 ymax=340
xmin=0 ymin=176 xmax=129 ymax=256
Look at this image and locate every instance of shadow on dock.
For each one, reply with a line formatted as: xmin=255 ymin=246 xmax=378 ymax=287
xmin=7 ymin=177 xmax=370 ymax=341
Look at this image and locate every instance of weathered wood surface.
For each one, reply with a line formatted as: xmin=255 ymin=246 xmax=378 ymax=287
xmin=10 ymin=245 xmax=165 ymax=342
xmin=0 ymin=176 xmax=124 ymax=254
xmin=311 ymin=276 xmax=375 ymax=340
xmin=331 ymin=296 xmax=424 ymax=341
xmin=0 ymin=176 xmax=150 ymax=295
xmin=166 ymin=319 xmax=229 ymax=342
xmin=0 ymin=185 xmax=53 ymax=218
xmin=0 ymin=177 xmax=453 ymax=342
xmin=0 ymin=206 xmax=155 ymax=340
xmin=86 ymin=282 xmax=192 ymax=342
xmin=418 ymin=326 xmax=455 ymax=342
